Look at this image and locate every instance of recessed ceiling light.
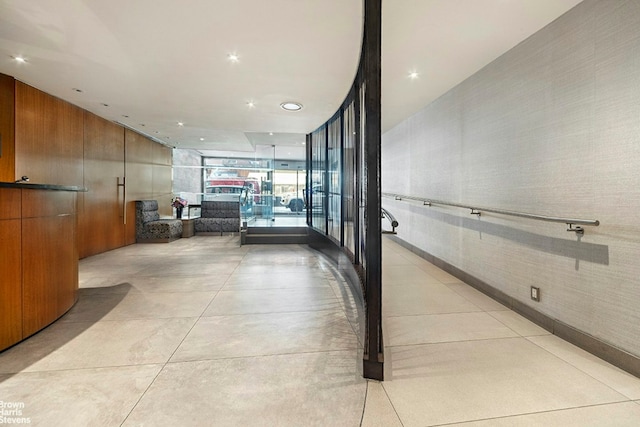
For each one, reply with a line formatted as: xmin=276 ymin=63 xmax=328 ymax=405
xmin=101 ymin=103 xmax=109 ymax=107
xmin=177 ymin=122 xmax=184 ymax=127
xmin=72 ymin=88 xmax=83 ymax=93
xmin=227 ymin=53 xmax=239 ymax=63
xmin=247 ymin=101 xmax=255 ymax=108
xmin=11 ymin=55 xmax=26 ymax=63
xmin=408 ymin=71 xmax=419 ymax=80
xmin=280 ymin=102 xmax=302 ymax=111
xmin=269 ymin=132 xmax=273 ymax=136
xmin=200 ymin=138 xmax=205 ymax=141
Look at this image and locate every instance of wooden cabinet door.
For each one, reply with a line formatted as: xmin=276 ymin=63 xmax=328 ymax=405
xmin=22 ymin=190 xmax=78 ymax=338
xmin=0 ymin=188 xmax=22 ymax=351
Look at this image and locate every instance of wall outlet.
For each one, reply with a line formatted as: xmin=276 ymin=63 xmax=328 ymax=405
xmin=531 ymin=286 xmax=540 ymax=302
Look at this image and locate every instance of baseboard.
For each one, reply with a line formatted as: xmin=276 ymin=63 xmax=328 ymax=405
xmin=136 ymin=237 xmax=176 ymax=243
xmin=388 ymin=235 xmax=640 ymax=379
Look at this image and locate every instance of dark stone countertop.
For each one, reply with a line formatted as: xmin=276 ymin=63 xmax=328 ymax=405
xmin=0 ymin=181 xmax=87 ymax=192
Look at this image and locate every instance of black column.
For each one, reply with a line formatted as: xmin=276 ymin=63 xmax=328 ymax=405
xmin=362 ymin=0 xmax=383 ymax=381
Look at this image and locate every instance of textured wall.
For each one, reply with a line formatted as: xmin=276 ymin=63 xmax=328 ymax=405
xmin=172 ymin=149 xmax=203 ymax=205
xmin=382 ymin=0 xmax=640 ymax=357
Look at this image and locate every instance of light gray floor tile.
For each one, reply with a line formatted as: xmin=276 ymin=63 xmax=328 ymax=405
xmin=383 ymin=283 xmax=483 ymax=317
xmin=0 ymin=318 xmax=196 ymax=373
xmin=204 ymin=287 xmax=341 ymax=315
xmin=228 ymin=264 xmax=328 ymax=276
xmin=383 ymin=338 xmax=628 ymax=426
xmin=446 ymin=282 xmax=509 ymax=311
xmin=446 ymin=401 xmax=640 ymax=426
xmin=385 ymin=312 xmax=519 ymax=346
xmin=0 ymin=365 xmax=161 ymax=427
xmin=135 ymin=261 xmax=240 ymax=276
xmin=76 ymin=262 xmax=149 ymax=278
xmin=416 ymin=264 xmax=461 ymax=283
xmin=171 ymin=311 xmax=358 ymax=361
xmin=382 ymin=251 xmax=416 ymax=266
xmin=382 ymin=265 xmax=443 ymax=286
xmin=239 ymin=253 xmax=320 ymax=266
xmin=222 ymin=271 xmax=328 ymax=290
xmin=528 ymin=335 xmax=640 ymax=400
xmin=487 ymin=310 xmax=551 ymax=336
xmin=80 ymin=274 xmax=229 ymax=294
xmin=123 ymin=352 xmax=366 ymax=427
xmin=59 ymin=291 xmax=216 ymax=322
xmin=361 ymin=381 xmax=403 ymax=427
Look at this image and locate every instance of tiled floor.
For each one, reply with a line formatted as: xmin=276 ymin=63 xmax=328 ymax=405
xmin=0 ymin=235 xmax=639 ymax=426
xmin=362 ymin=237 xmax=640 ymax=427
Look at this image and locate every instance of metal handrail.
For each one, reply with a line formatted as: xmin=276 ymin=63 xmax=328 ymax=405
xmin=381 ymin=207 xmax=399 ymax=234
xmin=382 ymin=192 xmax=599 ymax=234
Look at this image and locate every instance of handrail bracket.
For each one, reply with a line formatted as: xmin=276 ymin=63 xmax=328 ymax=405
xmin=567 ymin=223 xmax=584 ymax=235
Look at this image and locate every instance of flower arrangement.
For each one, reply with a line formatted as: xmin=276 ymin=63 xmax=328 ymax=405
xmin=171 ymin=197 xmax=188 ymax=209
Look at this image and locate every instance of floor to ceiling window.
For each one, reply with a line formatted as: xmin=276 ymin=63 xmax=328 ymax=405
xmin=172 ymin=144 xmax=307 ymax=226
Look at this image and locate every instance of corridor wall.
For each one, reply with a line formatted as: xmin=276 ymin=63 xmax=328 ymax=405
xmin=382 ymin=0 xmax=640 ymax=370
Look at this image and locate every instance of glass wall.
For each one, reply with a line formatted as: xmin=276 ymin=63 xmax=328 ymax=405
xmin=358 ymin=83 xmax=368 ymax=271
xmin=310 ymin=127 xmax=326 ymax=233
xmin=343 ymin=101 xmax=356 ymax=257
xmin=327 ymin=115 xmax=342 ymax=243
xmin=306 ymin=0 xmax=382 ymax=380
xmin=173 ymin=146 xmax=307 ymax=225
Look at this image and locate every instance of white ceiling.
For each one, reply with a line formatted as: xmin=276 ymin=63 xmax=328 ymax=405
xmin=0 ymin=0 xmax=582 ymax=154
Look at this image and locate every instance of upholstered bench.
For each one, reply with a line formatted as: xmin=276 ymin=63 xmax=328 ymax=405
xmin=194 ymin=201 xmax=240 ymax=235
xmin=135 ymin=200 xmax=183 ymax=243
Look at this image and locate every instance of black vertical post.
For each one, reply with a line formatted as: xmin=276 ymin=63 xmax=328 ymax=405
xmin=306 ymin=133 xmax=312 ymax=225
xmin=354 ymin=79 xmax=361 ymax=266
xmin=363 ymin=0 xmax=383 ymax=381
xmin=324 ymin=125 xmax=329 ymax=234
xmin=339 ymin=108 xmax=345 ymax=247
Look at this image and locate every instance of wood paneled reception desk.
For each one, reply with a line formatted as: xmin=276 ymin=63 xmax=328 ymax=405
xmin=0 ymin=182 xmax=84 ymax=352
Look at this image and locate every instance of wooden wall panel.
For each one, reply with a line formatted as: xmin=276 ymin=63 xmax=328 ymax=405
xmin=22 ymin=188 xmax=76 ymax=218
xmin=0 ymin=187 xmax=21 ymax=219
xmin=123 ymin=130 xmax=174 ymax=244
xmin=152 ymin=140 xmax=172 ymax=165
xmin=124 ymin=129 xmax=153 ymax=244
xmin=0 ymin=188 xmax=22 ymax=351
xmin=0 ymin=74 xmax=15 ymax=182
xmin=22 ymin=190 xmax=77 ymax=338
xmin=15 ymin=82 xmax=83 ymax=186
xmin=80 ymin=112 xmax=125 ymax=258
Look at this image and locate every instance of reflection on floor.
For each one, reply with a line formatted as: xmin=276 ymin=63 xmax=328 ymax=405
xmin=0 ymin=235 xmax=639 ymax=426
